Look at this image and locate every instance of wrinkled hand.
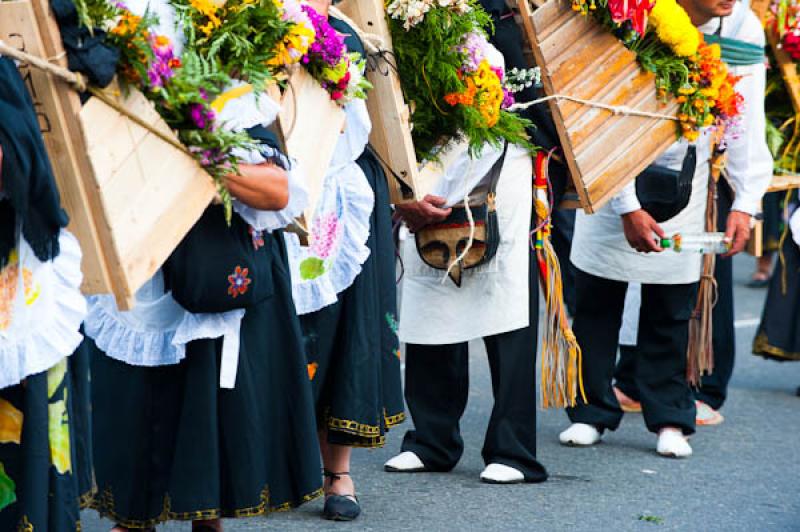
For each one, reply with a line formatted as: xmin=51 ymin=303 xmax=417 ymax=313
xmin=394 ymin=195 xmax=452 ymax=232
xmin=622 ymin=209 xmax=665 ymax=253
xmin=721 ymin=210 xmax=752 ymax=258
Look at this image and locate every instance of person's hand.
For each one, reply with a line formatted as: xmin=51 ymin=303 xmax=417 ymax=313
xmin=721 ymin=210 xmax=752 ymax=258
xmin=394 ymin=195 xmax=452 ymax=232
xmin=621 ymin=209 xmax=665 ymax=253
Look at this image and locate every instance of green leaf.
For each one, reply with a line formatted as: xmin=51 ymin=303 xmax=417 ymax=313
xmin=0 ymin=464 xmax=16 ymax=512
xmin=299 ymin=258 xmax=326 ymax=280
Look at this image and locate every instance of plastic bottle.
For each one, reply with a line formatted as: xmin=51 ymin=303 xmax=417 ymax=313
xmin=659 ymin=232 xmax=730 ymax=254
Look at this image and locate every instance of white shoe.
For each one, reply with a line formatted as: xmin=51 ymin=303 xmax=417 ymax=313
xmin=384 ymin=451 xmax=426 ymax=472
xmin=480 ymin=463 xmax=525 ymax=484
xmin=656 ymin=428 xmax=693 ymax=458
xmin=559 ymin=423 xmax=601 ymax=446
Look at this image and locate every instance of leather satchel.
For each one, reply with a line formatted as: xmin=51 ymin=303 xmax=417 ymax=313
xmin=415 ymin=143 xmax=508 ymax=287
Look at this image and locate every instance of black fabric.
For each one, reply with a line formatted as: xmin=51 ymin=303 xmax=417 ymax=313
xmin=330 ymin=17 xmax=365 ymax=58
xmin=762 ymin=191 xmax=784 ymax=252
xmin=754 ymin=192 xmax=800 ymax=362
xmin=165 ymin=206 xmax=275 ymax=313
xmin=400 ymin=212 xmax=548 ymax=482
xmin=567 ymin=268 xmax=697 ymax=435
xmin=635 ymin=145 xmax=697 ymax=223
xmin=551 ymin=208 xmax=576 ymax=316
xmin=0 ymin=363 xmax=83 ymax=531
xmin=89 ymin=231 xmax=323 ymax=528
xmin=613 ymin=183 xmax=736 ymax=410
xmin=0 ymin=58 xmax=68 ymax=268
xmin=50 ymin=0 xmax=119 ymax=88
xmin=300 ymin=151 xmax=405 ymax=448
xmin=70 ymin=334 xmax=95 ymax=507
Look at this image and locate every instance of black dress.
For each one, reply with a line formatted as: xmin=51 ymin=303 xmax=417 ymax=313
xmin=298 ymin=16 xmax=404 ymax=448
xmin=753 ymin=196 xmax=800 ymax=362
xmin=89 ymin=228 xmax=323 ymax=528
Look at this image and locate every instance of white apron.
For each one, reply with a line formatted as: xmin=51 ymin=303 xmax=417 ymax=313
xmin=571 ymin=131 xmax=714 ymax=285
xmin=398 ymin=143 xmax=532 ymax=345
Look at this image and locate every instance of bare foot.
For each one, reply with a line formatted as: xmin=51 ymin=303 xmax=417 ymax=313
xmin=613 ymin=386 xmax=642 ymax=413
xmin=324 ymin=472 xmax=356 ymax=499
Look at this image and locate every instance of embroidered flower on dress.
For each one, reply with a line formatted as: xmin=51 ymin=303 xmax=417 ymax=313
xmin=307 ymin=362 xmax=319 ymax=380
xmin=227 ymin=266 xmax=252 ymax=298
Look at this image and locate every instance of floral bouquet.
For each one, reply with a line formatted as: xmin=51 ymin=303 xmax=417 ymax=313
xmin=299 ymin=4 xmax=372 ymax=105
xmin=571 ymin=0 xmax=744 ymax=141
xmin=386 ymin=0 xmax=535 ymax=161
xmin=764 ymin=0 xmax=800 ymax=174
xmin=769 ymin=0 xmax=800 ymax=59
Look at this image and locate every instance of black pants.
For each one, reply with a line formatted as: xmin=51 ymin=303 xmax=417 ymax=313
xmin=615 ymin=183 xmax=735 ymax=410
xmin=567 ymin=268 xmax=698 ymax=435
xmin=400 ymin=232 xmax=548 ymax=482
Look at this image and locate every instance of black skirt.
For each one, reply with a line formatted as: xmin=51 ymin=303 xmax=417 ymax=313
xmin=0 ymin=354 xmax=87 ymax=531
xmin=301 ymin=150 xmax=405 ymax=448
xmin=753 ymin=227 xmax=800 ymax=361
xmin=89 ymin=232 xmax=323 ymax=528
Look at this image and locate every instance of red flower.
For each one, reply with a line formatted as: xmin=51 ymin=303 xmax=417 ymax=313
xmin=608 ymin=0 xmax=654 ymax=35
xmin=227 ymin=266 xmax=252 ymax=298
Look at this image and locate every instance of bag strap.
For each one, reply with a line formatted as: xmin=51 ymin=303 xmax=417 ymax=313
xmin=484 ymin=142 xmax=509 ymax=209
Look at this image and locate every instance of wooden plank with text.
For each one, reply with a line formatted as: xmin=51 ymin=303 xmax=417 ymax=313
xmin=0 ymin=0 xmax=113 ymax=295
xmin=517 ymin=0 xmax=680 ymax=213
xmin=335 ymin=0 xmax=421 ymax=203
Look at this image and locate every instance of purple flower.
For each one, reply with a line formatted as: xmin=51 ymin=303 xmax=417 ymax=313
xmin=302 ymin=5 xmax=346 ymax=66
xmin=190 ymin=104 xmax=209 ymax=129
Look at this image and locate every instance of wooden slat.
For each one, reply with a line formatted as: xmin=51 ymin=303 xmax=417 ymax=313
xmin=278 ymin=66 xmax=346 ymax=225
xmin=768 ymin=173 xmax=800 ymax=192
xmin=0 ymin=0 xmax=114 ymax=295
xmin=78 ymin=87 xmax=217 ymax=308
xmin=518 ymin=0 xmax=679 ymax=213
xmin=334 ymin=0 xmax=421 ymax=203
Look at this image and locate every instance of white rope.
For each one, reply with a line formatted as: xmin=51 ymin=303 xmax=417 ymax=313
xmin=441 ymin=193 xmax=476 ymax=285
xmin=328 ymin=6 xmax=386 ymax=55
xmin=508 ymin=93 xmax=679 ymax=121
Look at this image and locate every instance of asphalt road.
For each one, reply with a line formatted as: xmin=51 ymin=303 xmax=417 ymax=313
xmin=83 ymin=254 xmax=800 ymax=531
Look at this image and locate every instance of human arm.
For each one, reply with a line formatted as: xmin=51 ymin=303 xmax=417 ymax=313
xmin=225 ymin=163 xmax=289 ymax=211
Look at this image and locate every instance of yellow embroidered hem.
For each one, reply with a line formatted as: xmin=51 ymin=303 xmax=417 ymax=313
xmin=89 ymin=485 xmax=324 ymax=529
xmin=753 ymin=332 xmax=800 ymax=361
xmin=324 ymin=410 xmax=406 ymax=449
xmin=79 ymin=488 xmax=96 ymax=510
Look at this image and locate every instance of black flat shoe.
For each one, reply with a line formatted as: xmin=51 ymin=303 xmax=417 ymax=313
xmin=322 ymin=470 xmax=361 ymax=521
xmin=323 ymin=493 xmax=361 ymax=521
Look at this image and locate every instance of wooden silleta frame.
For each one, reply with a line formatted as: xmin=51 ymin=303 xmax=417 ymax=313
xmin=0 ymin=0 xmax=217 ymax=309
xmin=518 ymin=0 xmax=681 ymax=213
xmin=334 ymin=0 xmax=422 ymax=204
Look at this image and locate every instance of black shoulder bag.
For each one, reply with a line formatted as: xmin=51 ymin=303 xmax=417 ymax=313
xmin=635 ymin=144 xmax=697 ymax=223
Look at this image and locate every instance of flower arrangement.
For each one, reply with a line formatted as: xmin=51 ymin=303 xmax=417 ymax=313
xmin=386 ymin=0 xmax=532 ymax=161
xmin=768 ymin=0 xmax=800 ymax=59
xmin=571 ymin=0 xmax=743 ymax=141
xmin=172 ymin=0 xmax=314 ymax=87
xmin=300 ymin=5 xmax=372 ymax=105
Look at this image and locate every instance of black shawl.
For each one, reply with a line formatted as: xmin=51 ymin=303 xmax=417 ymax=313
xmin=0 ymin=57 xmax=69 ymax=268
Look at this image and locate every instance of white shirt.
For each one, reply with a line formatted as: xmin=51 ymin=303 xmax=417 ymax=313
xmin=571 ymin=2 xmax=773 ymax=285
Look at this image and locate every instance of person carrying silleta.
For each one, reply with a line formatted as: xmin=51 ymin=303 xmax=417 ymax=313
xmin=282 ymin=0 xmax=405 ymax=521
xmin=383 ymin=28 xmax=548 ymax=483
xmin=611 ymin=0 xmax=773 ymax=428
xmin=560 ymin=0 xmax=772 ymax=457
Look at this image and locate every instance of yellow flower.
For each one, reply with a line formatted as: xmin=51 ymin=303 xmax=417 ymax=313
xmin=267 ymin=23 xmax=315 ymax=66
xmin=683 ymin=129 xmax=700 ymax=142
xmin=649 ymin=0 xmax=700 ymax=57
xmin=0 ymin=399 xmax=23 ymax=445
